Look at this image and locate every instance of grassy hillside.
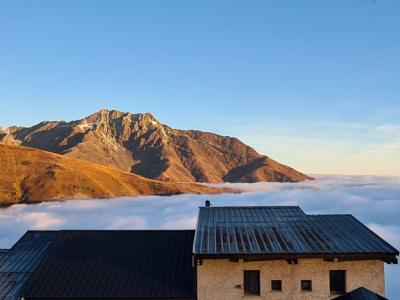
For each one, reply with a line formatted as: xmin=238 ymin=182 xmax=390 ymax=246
xmin=0 ymin=144 xmax=226 ymax=205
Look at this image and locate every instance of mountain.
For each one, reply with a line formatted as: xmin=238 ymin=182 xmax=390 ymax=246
xmin=0 ymin=144 xmax=226 ymax=205
xmin=0 ymin=109 xmax=312 ymax=183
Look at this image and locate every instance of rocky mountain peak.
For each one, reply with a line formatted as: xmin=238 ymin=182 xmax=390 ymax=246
xmin=81 ymin=110 xmax=159 ymax=128
xmin=0 ymin=109 xmax=313 ymax=183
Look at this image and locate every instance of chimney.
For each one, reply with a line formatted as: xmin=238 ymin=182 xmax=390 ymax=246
xmin=205 ymin=200 xmax=211 ymax=207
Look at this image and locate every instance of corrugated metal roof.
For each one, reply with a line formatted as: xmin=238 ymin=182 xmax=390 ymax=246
xmin=0 ymin=231 xmax=57 ymax=300
xmin=194 ymin=206 xmax=399 ymax=260
xmin=22 ymin=230 xmax=196 ymax=299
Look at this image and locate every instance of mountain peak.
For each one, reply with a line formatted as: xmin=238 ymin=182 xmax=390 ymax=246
xmin=85 ymin=109 xmax=124 ymax=122
xmin=85 ymin=109 xmax=158 ymax=123
xmin=0 ymin=110 xmax=312 ymax=183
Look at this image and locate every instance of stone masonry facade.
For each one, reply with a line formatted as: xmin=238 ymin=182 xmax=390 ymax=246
xmin=197 ymin=258 xmax=384 ymax=300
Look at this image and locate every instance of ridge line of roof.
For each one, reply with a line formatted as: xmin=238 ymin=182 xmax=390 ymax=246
xmin=26 ymin=230 xmax=58 ymax=233
xmin=9 ymin=230 xmax=58 ymax=251
xmin=307 ymin=214 xmax=353 ymax=216
xmin=25 ymin=229 xmax=196 ymax=232
xmin=199 ymin=205 xmax=302 ymax=207
xmin=59 ymin=229 xmax=196 ymax=232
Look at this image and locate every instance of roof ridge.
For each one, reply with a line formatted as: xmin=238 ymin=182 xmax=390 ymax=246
xmin=307 ymin=214 xmax=353 ymax=216
xmin=200 ymin=205 xmax=302 ymax=208
xmin=57 ymin=229 xmax=196 ymax=232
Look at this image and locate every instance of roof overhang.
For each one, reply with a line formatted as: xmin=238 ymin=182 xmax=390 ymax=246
xmin=194 ymin=252 xmax=398 ymax=264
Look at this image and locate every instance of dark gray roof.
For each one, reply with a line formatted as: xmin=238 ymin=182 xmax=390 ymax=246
xmin=193 ymin=206 xmax=399 ymax=263
xmin=0 ymin=231 xmax=57 ymax=300
xmin=332 ymin=287 xmax=387 ymax=300
xmin=22 ymin=230 xmax=196 ymax=300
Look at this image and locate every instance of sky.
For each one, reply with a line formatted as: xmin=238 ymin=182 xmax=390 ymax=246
xmin=0 ymin=175 xmax=399 ymax=298
xmin=0 ymin=0 xmax=399 ymax=175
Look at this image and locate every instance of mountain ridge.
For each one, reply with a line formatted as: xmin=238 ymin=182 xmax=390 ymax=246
xmin=0 ymin=109 xmax=313 ymax=183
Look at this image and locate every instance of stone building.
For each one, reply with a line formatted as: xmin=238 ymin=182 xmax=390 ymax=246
xmin=193 ymin=205 xmax=398 ymax=300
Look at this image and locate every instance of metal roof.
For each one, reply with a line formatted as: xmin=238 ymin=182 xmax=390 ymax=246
xmin=193 ymin=206 xmax=399 ymax=262
xmin=332 ymin=287 xmax=387 ymax=300
xmin=0 ymin=231 xmax=57 ymax=300
xmin=22 ymin=230 xmax=196 ymax=300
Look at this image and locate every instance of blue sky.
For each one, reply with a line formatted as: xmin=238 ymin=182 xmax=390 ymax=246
xmin=0 ymin=0 xmax=399 ymax=175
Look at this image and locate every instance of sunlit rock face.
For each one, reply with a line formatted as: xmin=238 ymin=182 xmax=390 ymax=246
xmin=1 ymin=109 xmax=312 ymax=183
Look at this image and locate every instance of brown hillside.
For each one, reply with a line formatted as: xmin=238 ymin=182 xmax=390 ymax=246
xmin=1 ymin=109 xmax=313 ymax=183
xmin=0 ymin=144 xmax=226 ymax=205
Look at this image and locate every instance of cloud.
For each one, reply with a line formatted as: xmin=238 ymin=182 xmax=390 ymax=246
xmin=161 ymin=216 xmax=198 ymax=229
xmin=20 ymin=212 xmax=64 ymax=229
xmin=0 ymin=175 xmax=399 ymax=297
xmin=377 ymin=124 xmax=400 ymax=136
xmin=106 ymin=216 xmax=148 ymax=230
xmin=367 ymin=223 xmax=400 ymax=249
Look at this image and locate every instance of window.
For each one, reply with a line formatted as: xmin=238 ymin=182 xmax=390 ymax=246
xmin=301 ymin=280 xmax=312 ymax=291
xmin=330 ymin=270 xmax=346 ymax=294
xmin=244 ymin=270 xmax=260 ymax=295
xmin=271 ymin=280 xmax=282 ymax=291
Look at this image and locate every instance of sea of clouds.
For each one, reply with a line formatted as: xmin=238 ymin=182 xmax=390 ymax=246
xmin=0 ymin=175 xmax=399 ymax=298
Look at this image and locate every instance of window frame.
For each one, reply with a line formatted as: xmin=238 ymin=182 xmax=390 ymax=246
xmin=243 ymin=270 xmax=260 ymax=295
xmin=301 ymin=279 xmax=312 ymax=291
xmin=329 ymin=270 xmax=346 ymax=295
xmin=271 ymin=279 xmax=282 ymax=292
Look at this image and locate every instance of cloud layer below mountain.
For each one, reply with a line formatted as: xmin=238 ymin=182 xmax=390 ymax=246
xmin=0 ymin=175 xmax=399 ymax=298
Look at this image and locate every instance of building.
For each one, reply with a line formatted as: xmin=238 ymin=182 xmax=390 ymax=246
xmin=0 ymin=204 xmax=398 ymax=300
xmin=193 ymin=205 xmax=398 ymax=300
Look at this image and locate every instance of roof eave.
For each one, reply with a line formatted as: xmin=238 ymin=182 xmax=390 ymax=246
xmin=193 ymin=252 xmax=398 ymax=264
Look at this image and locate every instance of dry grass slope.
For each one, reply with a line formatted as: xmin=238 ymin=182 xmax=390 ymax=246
xmin=0 ymin=144 xmax=226 ymax=205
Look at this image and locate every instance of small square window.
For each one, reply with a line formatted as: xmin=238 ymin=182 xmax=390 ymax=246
xmin=271 ymin=280 xmax=282 ymax=291
xmin=301 ymin=280 xmax=312 ymax=291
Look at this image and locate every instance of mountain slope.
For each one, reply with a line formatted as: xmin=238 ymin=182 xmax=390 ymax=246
xmin=0 ymin=144 xmax=225 ymax=205
xmin=0 ymin=109 xmax=312 ymax=183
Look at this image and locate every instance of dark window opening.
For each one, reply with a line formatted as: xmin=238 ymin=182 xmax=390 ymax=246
xmin=330 ymin=270 xmax=346 ymax=294
xmin=244 ymin=270 xmax=260 ymax=295
xmin=271 ymin=280 xmax=282 ymax=291
xmin=301 ymin=280 xmax=312 ymax=291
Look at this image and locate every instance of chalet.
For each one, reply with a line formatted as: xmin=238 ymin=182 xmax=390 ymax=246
xmin=0 ymin=204 xmax=397 ymax=300
xmin=193 ymin=205 xmax=397 ymax=300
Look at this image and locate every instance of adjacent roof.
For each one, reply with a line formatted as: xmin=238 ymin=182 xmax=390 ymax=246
xmin=332 ymin=287 xmax=387 ymax=300
xmin=193 ymin=206 xmax=399 ymax=263
xmin=0 ymin=231 xmax=57 ymax=300
xmin=22 ymin=230 xmax=196 ymax=300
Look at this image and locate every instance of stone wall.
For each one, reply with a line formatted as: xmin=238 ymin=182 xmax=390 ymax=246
xmin=197 ymin=258 xmax=384 ymax=300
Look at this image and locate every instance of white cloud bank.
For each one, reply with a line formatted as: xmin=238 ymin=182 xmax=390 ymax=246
xmin=0 ymin=175 xmax=399 ymax=298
